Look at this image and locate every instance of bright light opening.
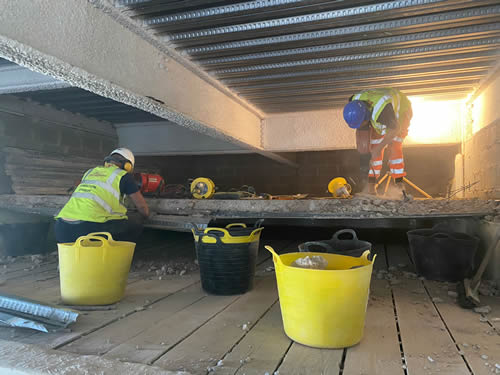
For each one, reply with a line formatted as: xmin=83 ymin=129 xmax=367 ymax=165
xmin=405 ymin=97 xmax=464 ymax=145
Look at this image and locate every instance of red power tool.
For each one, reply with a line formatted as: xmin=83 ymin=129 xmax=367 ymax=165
xmin=134 ymin=173 xmax=165 ymax=196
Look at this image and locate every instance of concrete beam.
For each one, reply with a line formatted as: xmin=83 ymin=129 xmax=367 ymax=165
xmin=0 ymin=0 xmax=296 ymax=165
xmin=116 ymin=121 xmax=245 ymax=155
xmin=263 ymin=108 xmax=356 ymax=152
xmin=0 ymin=63 xmax=70 ymax=94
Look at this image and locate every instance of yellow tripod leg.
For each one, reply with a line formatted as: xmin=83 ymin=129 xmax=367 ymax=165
xmin=384 ymin=175 xmax=392 ymax=195
xmin=403 ymin=177 xmax=432 ymax=198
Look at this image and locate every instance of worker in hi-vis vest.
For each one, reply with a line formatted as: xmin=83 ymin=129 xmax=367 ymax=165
xmin=55 ymin=148 xmax=150 ymax=243
xmin=343 ymin=88 xmax=413 ymax=196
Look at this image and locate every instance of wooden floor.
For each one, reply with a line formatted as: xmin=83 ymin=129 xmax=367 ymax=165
xmin=1 ymin=233 xmax=499 ymax=375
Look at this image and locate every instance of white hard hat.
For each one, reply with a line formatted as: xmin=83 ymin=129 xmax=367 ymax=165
xmin=110 ymin=147 xmax=135 ymax=167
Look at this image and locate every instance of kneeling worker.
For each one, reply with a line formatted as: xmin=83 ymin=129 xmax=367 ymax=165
xmin=343 ymin=88 xmax=413 ymax=195
xmin=55 ymin=148 xmax=150 ymax=243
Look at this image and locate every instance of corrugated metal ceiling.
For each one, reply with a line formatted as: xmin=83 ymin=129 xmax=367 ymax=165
xmin=114 ymin=0 xmax=500 ymax=113
xmin=0 ymin=58 xmax=162 ymax=123
xmin=12 ymin=87 xmax=163 ymax=123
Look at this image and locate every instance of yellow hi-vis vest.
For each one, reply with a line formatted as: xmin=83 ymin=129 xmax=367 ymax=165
xmin=352 ymin=88 xmax=412 ymax=135
xmin=56 ymin=165 xmax=128 ymax=223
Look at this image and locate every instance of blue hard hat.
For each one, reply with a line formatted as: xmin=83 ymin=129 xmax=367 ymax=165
xmin=343 ymin=100 xmax=370 ymax=129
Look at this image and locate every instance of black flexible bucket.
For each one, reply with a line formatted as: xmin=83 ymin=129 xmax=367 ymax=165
xmin=298 ymin=229 xmax=372 ymax=258
xmin=192 ymin=222 xmax=263 ymax=295
xmin=407 ymin=229 xmax=479 ymax=282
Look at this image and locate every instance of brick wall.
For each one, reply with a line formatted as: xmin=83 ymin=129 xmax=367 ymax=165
xmin=462 ymin=74 xmax=500 ymax=199
xmin=463 ymin=119 xmax=500 ymax=198
xmin=138 ymin=144 xmax=459 ymax=197
xmin=0 ymin=102 xmax=117 ymax=158
xmin=0 ymin=95 xmax=118 ymax=194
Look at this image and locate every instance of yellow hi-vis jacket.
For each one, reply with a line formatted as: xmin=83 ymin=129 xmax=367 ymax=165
xmin=352 ymin=88 xmax=412 ymax=135
xmin=56 ymin=165 xmax=128 ymax=223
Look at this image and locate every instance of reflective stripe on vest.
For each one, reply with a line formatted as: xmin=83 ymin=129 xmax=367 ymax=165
xmin=56 ymin=165 xmax=128 ymax=223
xmin=71 ymin=192 xmax=125 ymax=216
xmin=352 ymin=88 xmax=410 ymax=135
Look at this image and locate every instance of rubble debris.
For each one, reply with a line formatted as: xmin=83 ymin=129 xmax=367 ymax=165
xmin=427 ymin=356 xmax=435 ymax=363
xmin=216 ymin=360 xmax=223 ymax=367
xmin=482 ymin=355 xmax=489 ymax=360
xmin=479 ymin=317 xmax=488 ymax=323
xmin=447 ymin=291 xmax=458 ymax=298
xmin=131 ymin=258 xmax=198 ymax=278
xmin=292 ymin=255 xmax=328 ymax=270
xmin=474 ymin=306 xmax=492 ymax=314
xmin=403 ymin=271 xmax=417 ymax=279
xmin=432 ymin=297 xmax=443 ymax=303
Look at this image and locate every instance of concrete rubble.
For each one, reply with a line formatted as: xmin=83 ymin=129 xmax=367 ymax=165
xmin=474 ymin=305 xmax=492 ymax=314
xmin=131 ymin=259 xmax=198 ymax=278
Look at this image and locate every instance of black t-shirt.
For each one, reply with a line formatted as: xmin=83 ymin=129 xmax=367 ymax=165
xmin=377 ymin=104 xmax=398 ymax=130
xmin=119 ymin=173 xmax=139 ymax=195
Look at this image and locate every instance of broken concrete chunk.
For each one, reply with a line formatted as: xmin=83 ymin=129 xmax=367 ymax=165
xmin=432 ymin=297 xmax=443 ymax=303
xmin=179 ymin=270 xmax=186 ymax=276
xmin=479 ymin=316 xmax=489 ymax=323
xmin=482 ymin=355 xmax=489 ymax=360
xmin=474 ymin=305 xmax=492 ymax=314
xmin=292 ymin=255 xmax=328 ymax=270
xmin=427 ymin=356 xmax=434 ymax=363
xmin=447 ymin=291 xmax=458 ymax=298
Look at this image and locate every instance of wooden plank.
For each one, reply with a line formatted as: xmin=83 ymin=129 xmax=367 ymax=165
xmin=103 ymin=291 xmax=238 ymax=364
xmin=277 ymin=342 xmax=344 ymax=375
xmin=63 ymin=283 xmax=206 ymax=356
xmin=215 ymin=302 xmax=291 ymax=375
xmin=425 ymin=280 xmax=500 ymax=375
xmin=343 ymin=279 xmax=403 ymax=375
xmin=386 ymin=244 xmax=470 ymax=375
xmin=153 ymin=276 xmax=278 ymax=374
xmin=18 ymin=274 xmax=200 ymax=349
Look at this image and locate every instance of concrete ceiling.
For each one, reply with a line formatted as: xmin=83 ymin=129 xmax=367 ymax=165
xmin=113 ymin=0 xmax=500 ymax=113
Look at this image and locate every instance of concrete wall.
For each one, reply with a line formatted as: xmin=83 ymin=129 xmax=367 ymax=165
xmin=116 ymin=122 xmax=244 ymax=156
xmin=462 ymin=74 xmax=500 ymax=199
xmin=138 ymin=144 xmax=459 ymax=197
xmin=263 ymin=99 xmax=463 ymax=152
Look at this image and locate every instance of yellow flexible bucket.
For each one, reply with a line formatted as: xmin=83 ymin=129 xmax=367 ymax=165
xmin=58 ymin=232 xmax=136 ymax=305
xmin=266 ymin=246 xmax=376 ymax=348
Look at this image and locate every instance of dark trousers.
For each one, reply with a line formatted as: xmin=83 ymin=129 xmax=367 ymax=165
xmin=54 ymin=214 xmax=144 ymax=243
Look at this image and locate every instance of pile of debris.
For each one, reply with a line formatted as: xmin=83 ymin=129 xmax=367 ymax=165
xmin=131 ymin=258 xmax=199 ymax=279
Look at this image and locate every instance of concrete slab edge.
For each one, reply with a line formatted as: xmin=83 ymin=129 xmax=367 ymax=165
xmin=88 ymin=0 xmax=265 ymax=120
xmin=0 ymin=35 xmax=255 ymax=152
xmin=0 ymin=339 xmax=190 ymax=375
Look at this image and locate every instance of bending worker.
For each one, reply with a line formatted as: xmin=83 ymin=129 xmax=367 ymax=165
xmin=343 ymin=88 xmax=413 ymax=195
xmin=54 ymin=148 xmax=150 ymax=243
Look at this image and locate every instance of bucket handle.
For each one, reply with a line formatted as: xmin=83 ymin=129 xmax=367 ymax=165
xmin=86 ymin=232 xmax=114 ymax=241
xmin=198 ymin=231 xmax=223 ymax=244
xmin=332 ymin=229 xmax=358 ymax=241
xmin=265 ymin=246 xmax=283 ymax=266
xmin=254 ymin=219 xmax=264 ymax=228
xmin=250 ymin=227 xmax=264 ymax=239
xmin=226 ymin=223 xmax=247 ymax=229
xmin=74 ymin=235 xmax=108 ymax=263
xmin=361 ymin=250 xmax=376 ymax=264
xmin=299 ymin=241 xmax=334 ymax=253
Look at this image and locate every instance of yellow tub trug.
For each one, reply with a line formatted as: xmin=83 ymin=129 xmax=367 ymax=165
xmin=58 ymin=232 xmax=135 ymax=305
xmin=266 ymin=246 xmax=376 ymax=349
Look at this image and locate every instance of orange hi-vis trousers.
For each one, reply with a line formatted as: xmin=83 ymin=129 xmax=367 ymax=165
xmin=368 ymin=128 xmax=406 ymax=180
